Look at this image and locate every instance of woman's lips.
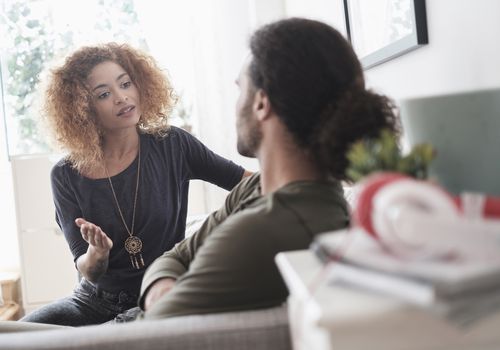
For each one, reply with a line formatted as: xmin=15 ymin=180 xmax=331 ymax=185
xmin=117 ymin=105 xmax=135 ymax=116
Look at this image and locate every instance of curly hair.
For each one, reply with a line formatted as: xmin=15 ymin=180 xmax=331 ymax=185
xmin=43 ymin=43 xmax=175 ymax=174
xmin=249 ymin=18 xmax=400 ymax=181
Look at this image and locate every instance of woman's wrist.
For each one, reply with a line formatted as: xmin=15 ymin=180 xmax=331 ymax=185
xmin=78 ymin=248 xmax=110 ymax=282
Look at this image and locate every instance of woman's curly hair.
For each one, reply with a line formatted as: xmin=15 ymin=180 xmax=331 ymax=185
xmin=43 ymin=43 xmax=175 ymax=174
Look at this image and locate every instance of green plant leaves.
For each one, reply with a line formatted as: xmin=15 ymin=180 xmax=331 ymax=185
xmin=346 ymin=129 xmax=435 ymax=182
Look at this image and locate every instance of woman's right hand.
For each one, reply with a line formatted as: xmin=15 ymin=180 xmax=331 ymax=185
xmin=75 ymin=218 xmax=113 ymax=254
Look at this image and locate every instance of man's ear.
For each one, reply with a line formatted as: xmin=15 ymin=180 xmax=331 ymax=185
xmin=253 ymin=89 xmax=271 ymax=121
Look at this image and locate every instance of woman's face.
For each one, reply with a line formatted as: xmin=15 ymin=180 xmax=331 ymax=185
xmin=86 ymin=61 xmax=142 ymax=133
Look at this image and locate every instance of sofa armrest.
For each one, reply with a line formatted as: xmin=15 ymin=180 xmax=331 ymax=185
xmin=0 ymin=305 xmax=291 ymax=350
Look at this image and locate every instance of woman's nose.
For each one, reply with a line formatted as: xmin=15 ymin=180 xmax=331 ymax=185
xmin=114 ymin=93 xmax=128 ymax=104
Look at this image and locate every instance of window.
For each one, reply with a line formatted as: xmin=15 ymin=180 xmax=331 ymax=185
xmin=0 ymin=0 xmax=147 ymax=156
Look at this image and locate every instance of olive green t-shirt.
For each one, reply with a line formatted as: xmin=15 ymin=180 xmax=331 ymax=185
xmin=139 ymin=173 xmax=349 ymax=319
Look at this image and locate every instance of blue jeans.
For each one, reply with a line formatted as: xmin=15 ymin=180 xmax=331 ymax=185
xmin=20 ymin=278 xmax=141 ymax=326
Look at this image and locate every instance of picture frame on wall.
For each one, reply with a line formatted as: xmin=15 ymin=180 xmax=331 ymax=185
xmin=343 ymin=0 xmax=428 ymax=69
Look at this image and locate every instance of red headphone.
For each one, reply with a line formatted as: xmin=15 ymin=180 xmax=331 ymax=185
xmin=352 ymin=172 xmax=500 ymax=259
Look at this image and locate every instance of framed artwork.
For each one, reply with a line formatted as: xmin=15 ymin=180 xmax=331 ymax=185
xmin=343 ymin=0 xmax=428 ymax=69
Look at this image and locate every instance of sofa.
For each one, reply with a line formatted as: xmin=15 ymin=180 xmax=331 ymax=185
xmin=0 ymin=304 xmax=291 ymax=349
xmin=0 ymin=213 xmax=292 ymax=349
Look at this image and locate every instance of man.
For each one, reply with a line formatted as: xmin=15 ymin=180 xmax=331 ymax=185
xmin=140 ymin=17 xmax=398 ymax=319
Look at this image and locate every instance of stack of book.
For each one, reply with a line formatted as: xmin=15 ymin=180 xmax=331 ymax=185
xmin=311 ymin=228 xmax=500 ymax=326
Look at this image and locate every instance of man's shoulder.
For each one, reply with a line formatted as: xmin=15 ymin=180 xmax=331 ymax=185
xmin=229 ymin=176 xmax=345 ymax=222
xmin=237 ymin=172 xmax=260 ymax=189
xmin=209 ymin=206 xmax=273 ymax=244
xmin=205 ymin=197 xmax=308 ymax=256
xmin=235 ymin=180 xmax=348 ymax=234
xmin=225 ymin=172 xmax=260 ymax=202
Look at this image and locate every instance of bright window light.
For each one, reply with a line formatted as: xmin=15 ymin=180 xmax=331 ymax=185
xmin=1 ymin=0 xmax=148 ymax=155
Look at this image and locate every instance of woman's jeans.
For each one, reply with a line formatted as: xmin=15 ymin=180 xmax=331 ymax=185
xmin=20 ymin=278 xmax=141 ymax=326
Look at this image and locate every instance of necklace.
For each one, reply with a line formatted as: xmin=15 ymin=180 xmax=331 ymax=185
xmin=104 ymin=145 xmax=145 ymax=269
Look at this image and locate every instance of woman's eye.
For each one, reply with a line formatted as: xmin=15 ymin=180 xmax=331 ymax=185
xmin=98 ymin=92 xmax=110 ymax=99
xmin=122 ymin=81 xmax=132 ymax=88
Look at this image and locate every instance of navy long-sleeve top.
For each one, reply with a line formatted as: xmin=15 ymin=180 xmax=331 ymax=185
xmin=51 ymin=126 xmax=244 ymax=295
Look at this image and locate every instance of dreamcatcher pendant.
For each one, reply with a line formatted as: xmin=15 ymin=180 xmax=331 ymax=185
xmin=125 ymin=236 xmax=145 ymax=269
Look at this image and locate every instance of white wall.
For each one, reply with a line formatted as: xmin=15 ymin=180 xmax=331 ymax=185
xmin=285 ymin=0 xmax=500 ymax=100
xmin=365 ymin=0 xmax=500 ymax=100
xmin=285 ymin=0 xmax=347 ymax=36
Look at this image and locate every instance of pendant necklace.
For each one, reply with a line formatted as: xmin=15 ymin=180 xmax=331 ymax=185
xmin=104 ymin=144 xmax=145 ymax=269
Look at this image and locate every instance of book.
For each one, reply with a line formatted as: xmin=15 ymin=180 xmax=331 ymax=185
xmin=311 ymin=228 xmax=500 ymax=326
xmin=312 ymin=228 xmax=500 ymax=298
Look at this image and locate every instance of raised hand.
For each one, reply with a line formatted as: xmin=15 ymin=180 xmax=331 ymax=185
xmin=75 ymin=218 xmax=113 ymax=254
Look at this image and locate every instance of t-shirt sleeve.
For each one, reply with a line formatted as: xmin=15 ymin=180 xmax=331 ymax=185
xmin=174 ymin=127 xmax=244 ymax=191
xmin=51 ymin=163 xmax=88 ymax=263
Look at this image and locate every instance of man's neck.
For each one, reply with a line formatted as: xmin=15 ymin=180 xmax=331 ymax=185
xmin=257 ymin=123 xmax=321 ymax=195
xmin=258 ymin=152 xmax=321 ymax=195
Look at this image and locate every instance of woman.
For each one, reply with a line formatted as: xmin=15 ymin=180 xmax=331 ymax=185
xmin=21 ymin=43 xmax=248 ymax=326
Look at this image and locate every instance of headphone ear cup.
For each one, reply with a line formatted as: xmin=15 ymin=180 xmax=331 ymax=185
xmin=454 ymin=195 xmax=500 ymax=218
xmin=372 ymin=180 xmax=460 ymax=258
xmin=352 ymin=172 xmax=409 ymax=238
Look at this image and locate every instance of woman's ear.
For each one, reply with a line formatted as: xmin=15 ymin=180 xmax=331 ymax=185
xmin=253 ymin=89 xmax=271 ymax=121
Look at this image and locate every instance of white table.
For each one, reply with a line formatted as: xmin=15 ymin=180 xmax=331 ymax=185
xmin=275 ymin=250 xmax=500 ymax=350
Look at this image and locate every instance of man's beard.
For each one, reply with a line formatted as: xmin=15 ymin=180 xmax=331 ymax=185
xmin=236 ymin=101 xmax=262 ymax=158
